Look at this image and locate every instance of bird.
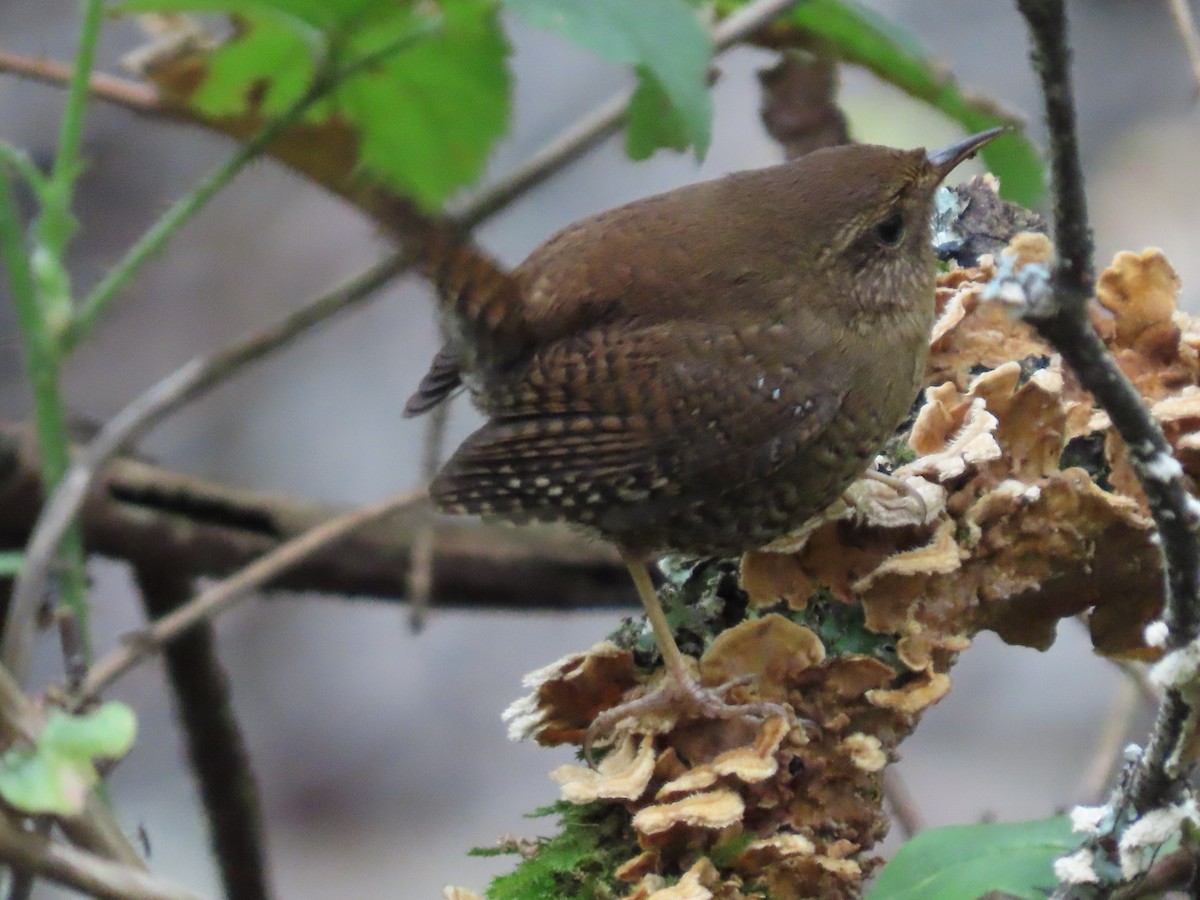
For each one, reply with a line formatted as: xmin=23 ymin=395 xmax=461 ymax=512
xmin=406 ymin=127 xmax=1004 ymax=751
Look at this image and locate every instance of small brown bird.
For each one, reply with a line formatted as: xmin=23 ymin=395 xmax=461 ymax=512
xmin=407 ymin=128 xmax=1003 ymax=744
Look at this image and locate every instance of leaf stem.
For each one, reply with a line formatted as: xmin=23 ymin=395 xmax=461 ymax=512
xmin=0 ymin=170 xmax=91 ymax=679
xmin=51 ymin=0 xmax=105 ymax=196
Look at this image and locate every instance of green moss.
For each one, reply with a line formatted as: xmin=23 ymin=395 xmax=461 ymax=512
xmin=788 ymin=589 xmax=901 ymax=666
xmin=612 ymin=556 xmax=742 ymax=667
xmin=476 ymin=802 xmax=635 ymax=900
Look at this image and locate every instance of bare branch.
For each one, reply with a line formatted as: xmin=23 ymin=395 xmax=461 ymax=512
xmin=134 ymin=567 xmax=269 ymax=900
xmin=1016 ymin=0 xmax=1200 ymax=818
xmin=407 ymin=401 xmax=451 ymax=632
xmin=1167 ymin=0 xmax=1200 ymax=96
xmin=1074 ymin=676 xmax=1141 ymax=805
xmin=3 ymin=254 xmax=410 ymax=680
xmin=0 ymin=51 xmax=166 ymax=118
xmin=75 ymin=489 xmax=426 ymax=703
xmin=0 ymin=423 xmax=629 ymax=611
xmin=0 ymin=814 xmax=200 ymax=900
xmin=882 ymin=769 xmax=925 ymax=839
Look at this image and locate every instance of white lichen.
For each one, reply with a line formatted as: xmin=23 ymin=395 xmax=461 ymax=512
xmin=1150 ymin=637 xmax=1200 ymax=689
xmin=1118 ymin=798 xmax=1200 ymax=879
xmin=1069 ymin=803 xmax=1111 ymax=834
xmin=1143 ymin=451 xmax=1184 ymax=483
xmin=1143 ymin=619 xmax=1170 ymax=649
xmin=1185 ymin=494 xmax=1200 ymax=526
xmin=1053 ymin=848 xmax=1099 ymax=885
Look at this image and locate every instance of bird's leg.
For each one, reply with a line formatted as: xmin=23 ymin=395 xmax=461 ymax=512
xmin=583 ymin=552 xmax=792 ymax=764
xmin=624 ymin=551 xmax=693 ymax=687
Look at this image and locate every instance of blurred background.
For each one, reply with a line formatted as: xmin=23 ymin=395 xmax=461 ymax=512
xmin=0 ymin=0 xmax=1198 ymax=896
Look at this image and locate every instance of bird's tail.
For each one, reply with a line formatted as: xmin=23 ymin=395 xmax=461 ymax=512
xmin=404 ymin=226 xmax=527 ymax=417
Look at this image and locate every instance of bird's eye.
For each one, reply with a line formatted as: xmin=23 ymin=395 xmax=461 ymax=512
xmin=873 ymin=212 xmax=904 ymax=247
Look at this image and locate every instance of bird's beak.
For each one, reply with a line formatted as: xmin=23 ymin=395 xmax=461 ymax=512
xmin=926 ymin=126 xmax=1008 ymax=178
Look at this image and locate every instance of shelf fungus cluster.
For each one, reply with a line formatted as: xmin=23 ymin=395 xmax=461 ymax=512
xmin=478 ymin=237 xmax=1199 ymax=899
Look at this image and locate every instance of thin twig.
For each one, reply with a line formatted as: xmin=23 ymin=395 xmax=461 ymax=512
xmin=4 ymin=253 xmax=410 ymax=679
xmin=0 ymin=52 xmax=163 ymax=116
xmin=883 ymin=769 xmax=924 ymax=839
xmin=0 ymin=814 xmax=201 ymax=900
xmin=1167 ymin=0 xmax=1200 ymax=96
xmin=455 ymin=0 xmax=805 ymax=228
xmin=1074 ymin=676 xmax=1141 ymax=805
xmin=134 ymin=567 xmax=270 ymax=900
xmin=74 ymin=489 xmax=425 ymax=705
xmin=407 ymin=402 xmax=451 ymax=632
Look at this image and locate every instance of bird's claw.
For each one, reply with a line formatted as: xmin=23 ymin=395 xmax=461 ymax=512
xmin=583 ymin=671 xmax=793 ymax=767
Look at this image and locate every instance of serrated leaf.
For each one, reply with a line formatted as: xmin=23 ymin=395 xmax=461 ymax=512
xmin=504 ymin=0 xmax=713 ymax=158
xmin=868 ymin=816 xmax=1077 ymax=900
xmin=710 ymin=0 xmax=1043 ymax=207
xmin=116 ymin=0 xmax=512 ymax=208
xmin=40 ymin=703 xmax=137 ymax=760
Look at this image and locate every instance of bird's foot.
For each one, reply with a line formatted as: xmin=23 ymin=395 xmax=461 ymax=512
xmin=583 ymin=670 xmax=791 ymax=766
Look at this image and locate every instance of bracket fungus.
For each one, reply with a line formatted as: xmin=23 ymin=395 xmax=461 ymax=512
xmin=488 ymin=237 xmax=1199 ymax=898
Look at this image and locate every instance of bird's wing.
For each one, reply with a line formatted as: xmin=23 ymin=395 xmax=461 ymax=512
xmin=430 ymin=322 xmax=846 ymax=519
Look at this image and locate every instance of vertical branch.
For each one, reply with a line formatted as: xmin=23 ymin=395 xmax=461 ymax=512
xmin=1014 ymin=1 xmax=1200 ymax=887
xmin=408 ymin=401 xmax=450 ymax=631
xmin=1014 ymin=0 xmax=1093 ymax=299
xmin=133 ymin=567 xmax=271 ymax=900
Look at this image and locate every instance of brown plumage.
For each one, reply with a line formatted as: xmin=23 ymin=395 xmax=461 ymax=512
xmin=407 ymin=130 xmax=1004 ymax=752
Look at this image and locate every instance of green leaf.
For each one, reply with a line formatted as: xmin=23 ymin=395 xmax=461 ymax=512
xmin=0 ymin=747 xmax=93 ymax=816
xmin=625 ymin=69 xmax=691 ymax=160
xmin=115 ymin=0 xmax=512 ymax=208
xmin=40 ymin=704 xmax=138 ymax=760
xmin=0 ymin=552 xmax=23 ymax=577
xmin=868 ymin=816 xmax=1078 ymax=900
xmin=0 ymin=703 xmax=137 ymax=816
xmin=710 ymin=0 xmax=1044 ymax=208
xmin=504 ymin=0 xmax=713 ymax=159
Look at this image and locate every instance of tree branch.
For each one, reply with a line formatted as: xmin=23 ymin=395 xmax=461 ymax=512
xmin=0 ymin=813 xmax=201 ymax=900
xmin=5 ymin=253 xmax=411 ymax=678
xmin=0 ymin=423 xmax=630 ymax=611
xmin=75 ymin=489 xmax=429 ymax=703
xmin=134 ymin=567 xmax=270 ymax=900
xmin=1016 ymin=0 xmax=1200 ymax=818
xmin=1012 ymin=1 xmax=1200 ymax=895
xmin=1167 ymin=0 xmax=1200 ymax=96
